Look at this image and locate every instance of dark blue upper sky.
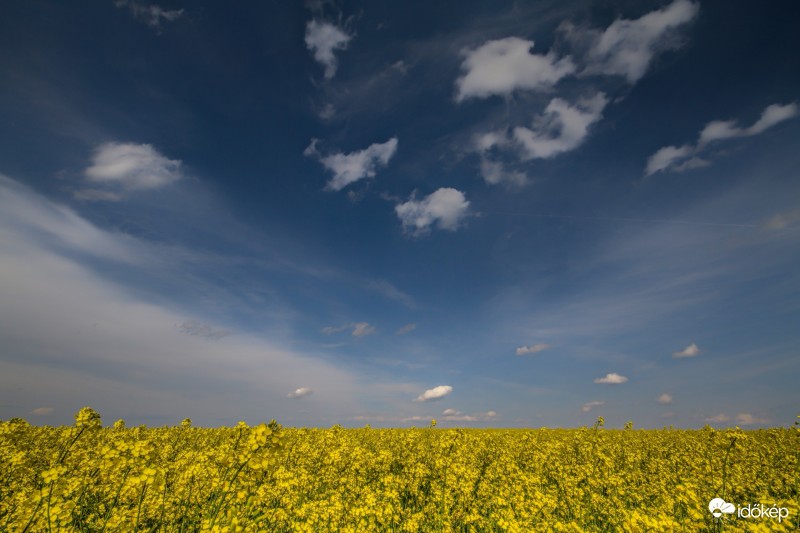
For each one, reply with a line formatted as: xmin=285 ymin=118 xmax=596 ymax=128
xmin=1 ymin=0 xmax=798 ymax=427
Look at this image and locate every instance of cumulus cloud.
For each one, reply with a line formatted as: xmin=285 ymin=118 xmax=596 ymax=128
xmin=657 ymin=393 xmax=673 ymax=404
xmin=115 ymin=0 xmax=184 ymax=30
xmin=513 ymin=93 xmax=608 ymax=160
xmin=395 ymin=188 xmax=470 ymax=234
xmin=735 ymin=413 xmax=769 ymax=426
xmin=178 ymin=321 xmax=232 ymax=341
xmin=515 ymin=343 xmax=551 ymax=356
xmin=646 ymin=102 xmax=798 ymax=176
xmin=594 ymin=372 xmax=628 ymax=384
xmin=581 ymin=401 xmax=604 ymax=413
xmin=30 ymin=407 xmax=55 ymax=415
xmin=414 ymin=385 xmax=453 ymax=402
xmin=672 ymin=343 xmax=699 ymax=358
xmin=83 ymin=142 xmax=183 ymax=196
xmin=306 ymin=137 xmax=398 ymax=191
xmin=704 ymin=414 xmax=730 ymax=423
xmin=455 ymin=37 xmax=575 ymax=101
xmin=562 ymin=0 xmax=699 ymax=83
xmin=305 ymin=20 xmax=353 ymax=79
xmin=287 ymin=387 xmax=313 ymax=399
xmin=322 ymin=322 xmax=376 ymax=337
xmin=396 ymin=323 xmax=416 ymax=335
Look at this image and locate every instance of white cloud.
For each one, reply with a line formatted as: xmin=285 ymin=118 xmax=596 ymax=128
xmin=396 ymin=323 xmax=416 ymax=335
xmin=657 ymin=393 xmax=673 ymax=404
xmin=704 ymin=414 xmax=730 ymax=423
xmin=307 ymin=137 xmax=398 ymax=191
xmin=594 ymin=372 xmax=628 ymax=384
xmin=395 ymin=188 xmax=470 ymax=234
xmin=515 ymin=343 xmax=551 ymax=356
xmin=565 ymin=0 xmax=699 ymax=83
xmin=84 ymin=142 xmax=183 ymax=194
xmin=672 ymin=342 xmax=699 ymax=358
xmin=30 ymin=407 xmax=54 ymax=416
xmin=455 ymin=37 xmax=575 ymax=101
xmin=415 ymin=385 xmax=453 ymax=402
xmin=115 ymin=0 xmax=184 ymax=30
xmin=581 ymin=401 xmax=604 ymax=412
xmin=287 ymin=387 xmax=313 ymax=399
xmin=699 ymin=103 xmax=798 ymax=146
xmin=735 ymin=413 xmax=769 ymax=426
xmin=440 ymin=408 xmax=497 ymax=422
xmin=645 ymin=144 xmax=693 ymax=176
xmin=513 ymin=93 xmax=608 ymax=160
xmin=305 ymin=20 xmax=353 ymax=79
xmin=646 ymin=102 xmax=798 ymax=175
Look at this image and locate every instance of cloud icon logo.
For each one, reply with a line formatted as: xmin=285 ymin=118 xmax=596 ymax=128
xmin=709 ymin=498 xmax=736 ymax=518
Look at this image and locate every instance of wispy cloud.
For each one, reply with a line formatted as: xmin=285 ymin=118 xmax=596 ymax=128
xmin=672 ymin=343 xmax=699 ymax=358
xmin=30 ymin=407 xmax=55 ymax=416
xmin=414 ymin=385 xmax=453 ymax=402
xmin=561 ymin=0 xmax=699 ymax=83
xmin=322 ymin=322 xmax=376 ymax=337
xmin=515 ymin=343 xmax=551 ymax=356
xmin=115 ymin=0 xmax=184 ymax=30
xmin=0 ymin=175 xmax=364 ymax=423
xmin=395 ymin=188 xmax=470 ymax=234
xmin=735 ymin=413 xmax=769 ymax=425
xmin=82 ymin=142 xmax=183 ymax=198
xmin=305 ymin=20 xmax=353 ymax=80
xmin=704 ymin=414 xmax=730 ymax=423
xmin=366 ymin=280 xmax=415 ymax=308
xmin=646 ymin=103 xmax=798 ymax=176
xmin=594 ymin=372 xmax=628 ymax=384
xmin=657 ymin=393 xmax=673 ymax=404
xmin=305 ymin=137 xmax=398 ymax=191
xmin=581 ymin=401 xmax=604 ymax=412
xmin=455 ymin=37 xmax=575 ymax=101
xmin=396 ymin=323 xmax=416 ymax=335
xmin=178 ymin=321 xmax=232 ymax=341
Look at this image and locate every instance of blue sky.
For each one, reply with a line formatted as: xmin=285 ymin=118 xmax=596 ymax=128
xmin=1 ymin=0 xmax=799 ymax=428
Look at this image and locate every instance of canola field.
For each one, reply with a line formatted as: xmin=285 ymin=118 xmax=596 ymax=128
xmin=1 ymin=408 xmax=798 ymax=532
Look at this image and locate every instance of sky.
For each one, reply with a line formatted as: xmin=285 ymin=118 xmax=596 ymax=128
xmin=1 ymin=0 xmax=799 ymax=428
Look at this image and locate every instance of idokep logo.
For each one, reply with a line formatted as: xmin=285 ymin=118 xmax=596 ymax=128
xmin=709 ymin=498 xmax=790 ymax=523
xmin=709 ymin=498 xmax=735 ymax=518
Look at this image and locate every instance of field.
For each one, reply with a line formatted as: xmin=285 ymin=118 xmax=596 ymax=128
xmin=1 ymin=408 xmax=798 ymax=532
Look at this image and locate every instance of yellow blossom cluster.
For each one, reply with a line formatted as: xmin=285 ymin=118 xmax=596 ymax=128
xmin=1 ymin=409 xmax=798 ymax=531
